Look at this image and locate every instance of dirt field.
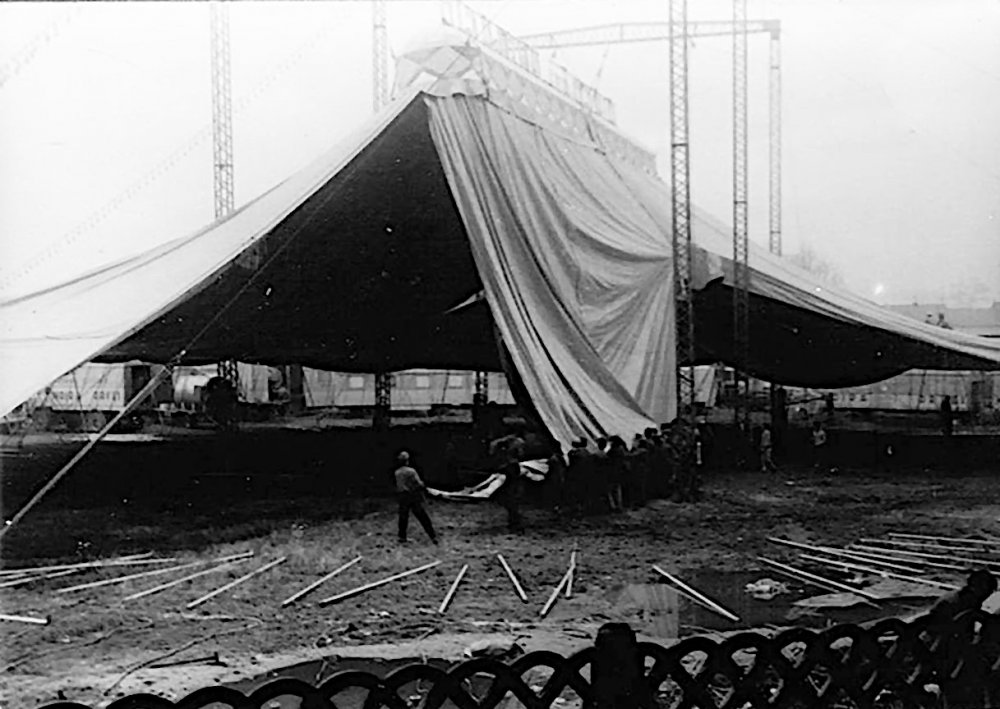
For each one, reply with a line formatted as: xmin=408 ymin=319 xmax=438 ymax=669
xmin=2 ymin=425 xmax=999 ymax=707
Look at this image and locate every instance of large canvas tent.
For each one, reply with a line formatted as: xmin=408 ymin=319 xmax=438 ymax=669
xmin=3 ymin=37 xmax=999 ymax=445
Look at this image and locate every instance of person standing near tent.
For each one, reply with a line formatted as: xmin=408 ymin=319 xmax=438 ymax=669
xmin=566 ymin=438 xmax=595 ymax=511
xmin=811 ymin=420 xmax=829 ymax=472
xmin=605 ymin=436 xmax=627 ymax=512
xmin=393 ymin=451 xmax=438 ymax=545
xmin=759 ymin=424 xmax=777 ymax=473
xmin=491 ymin=426 xmax=526 ymax=532
xmin=940 ymin=395 xmax=954 ymax=437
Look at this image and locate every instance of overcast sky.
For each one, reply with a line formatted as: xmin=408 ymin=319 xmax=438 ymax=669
xmin=0 ymin=0 xmax=997 ymax=306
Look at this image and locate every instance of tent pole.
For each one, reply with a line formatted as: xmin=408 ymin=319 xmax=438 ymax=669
xmin=0 ymin=364 xmax=174 ymax=542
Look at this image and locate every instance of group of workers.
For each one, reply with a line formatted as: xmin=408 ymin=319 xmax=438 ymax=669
xmin=391 ymin=419 xmax=708 ymax=542
xmin=551 ymin=421 xmax=705 ymax=514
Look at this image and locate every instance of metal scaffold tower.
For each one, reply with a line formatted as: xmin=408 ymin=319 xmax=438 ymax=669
xmin=372 ymin=0 xmax=392 ymax=429
xmin=768 ymin=27 xmax=782 ymax=256
xmin=210 ymin=0 xmax=239 ymax=391
xmin=516 ymin=17 xmax=783 ymax=429
xmin=517 ymin=19 xmax=781 ymax=261
xmin=732 ymin=0 xmax=751 ymax=432
xmin=669 ymin=0 xmax=696 ymax=422
xmin=372 ymin=0 xmax=389 ymax=111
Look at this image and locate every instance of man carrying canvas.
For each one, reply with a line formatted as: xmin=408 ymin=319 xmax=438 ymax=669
xmin=394 ymin=451 xmax=438 ymax=545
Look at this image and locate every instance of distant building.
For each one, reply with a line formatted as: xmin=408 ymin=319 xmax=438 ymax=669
xmin=887 ymin=302 xmax=1000 ymax=338
xmin=796 ymin=302 xmax=1000 ymax=416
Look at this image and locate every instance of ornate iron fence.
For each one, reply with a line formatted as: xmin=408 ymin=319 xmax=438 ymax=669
xmin=39 ymin=611 xmax=1000 ymax=709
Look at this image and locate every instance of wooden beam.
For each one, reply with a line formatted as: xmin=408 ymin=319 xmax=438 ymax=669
xmin=0 ymin=568 xmax=78 ymax=589
xmin=0 ymin=556 xmax=176 ymax=577
xmin=863 ymin=538 xmax=1000 ymax=556
xmin=497 ymin=554 xmax=528 ymax=603
xmin=0 ymin=612 xmax=49 ymax=625
xmin=652 ymin=565 xmax=741 ymax=623
xmin=850 ymin=544 xmax=1000 ymax=570
xmin=185 ymin=557 xmax=287 ymax=610
xmin=768 ymin=537 xmax=956 ymax=572
xmin=317 ymin=561 xmax=441 ymax=606
xmin=124 ymin=557 xmax=252 ymax=601
xmin=438 ymin=564 xmax=469 ymax=614
xmin=758 ymin=557 xmax=881 ymax=607
xmin=565 ymin=550 xmax=577 ymax=599
xmin=280 ymin=556 xmax=362 ymax=608
xmin=798 ymin=553 xmax=960 ymax=591
xmin=889 ymin=532 xmax=1000 ymax=548
xmin=540 ymin=567 xmax=572 ymax=618
xmin=57 ymin=552 xmax=254 ymax=594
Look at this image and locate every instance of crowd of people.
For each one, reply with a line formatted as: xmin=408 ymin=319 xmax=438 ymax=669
xmin=535 ymin=420 xmax=707 ymax=516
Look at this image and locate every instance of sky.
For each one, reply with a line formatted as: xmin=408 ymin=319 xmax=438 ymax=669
xmin=0 ymin=0 xmax=997 ymax=307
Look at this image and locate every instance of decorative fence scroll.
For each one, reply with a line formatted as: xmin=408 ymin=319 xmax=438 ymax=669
xmin=38 ymin=610 xmax=1000 ymax=709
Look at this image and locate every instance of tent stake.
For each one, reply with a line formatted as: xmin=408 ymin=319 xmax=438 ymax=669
xmin=280 ymin=555 xmax=362 ymax=607
xmin=438 ymin=564 xmax=469 ymax=615
xmin=318 ymin=561 xmax=441 ymax=606
xmin=497 ymin=554 xmax=528 ymax=603
xmin=186 ymin=556 xmax=287 ymax=610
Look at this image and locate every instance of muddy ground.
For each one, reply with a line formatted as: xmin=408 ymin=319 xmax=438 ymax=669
xmin=1 ymin=424 xmax=999 ymax=707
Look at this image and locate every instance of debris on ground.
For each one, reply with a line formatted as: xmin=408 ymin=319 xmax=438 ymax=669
xmin=744 ymin=578 xmax=790 ymax=600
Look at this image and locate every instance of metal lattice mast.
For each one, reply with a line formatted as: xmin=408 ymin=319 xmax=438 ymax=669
xmin=372 ymin=0 xmax=389 ymax=111
xmin=210 ymin=1 xmax=235 ymax=219
xmin=210 ymin=0 xmax=239 ymax=392
xmin=768 ymin=26 xmax=782 ymax=256
xmin=732 ymin=0 xmax=750 ymax=432
xmin=372 ymin=0 xmax=392 ymax=428
xmin=669 ymin=0 xmax=695 ymax=422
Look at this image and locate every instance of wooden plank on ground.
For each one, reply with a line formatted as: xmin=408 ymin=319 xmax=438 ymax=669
xmin=497 ymin=554 xmax=528 ymax=603
xmin=0 ymin=612 xmax=49 ymax=625
xmin=57 ymin=551 xmax=254 ymax=594
xmin=123 ymin=557 xmax=252 ymax=602
xmin=0 ymin=556 xmax=176 ymax=577
xmin=317 ymin=561 xmax=441 ymax=606
xmin=438 ymin=564 xmax=469 ymax=615
xmin=185 ymin=556 xmax=287 ymax=609
xmin=280 ymin=556 xmax=363 ymax=607
xmin=652 ymin=565 xmax=741 ymax=623
xmin=758 ymin=557 xmax=881 ymax=607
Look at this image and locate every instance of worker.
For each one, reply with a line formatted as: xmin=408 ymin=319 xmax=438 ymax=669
xmin=545 ymin=441 xmax=567 ymax=510
xmin=592 ymin=437 xmax=610 ymax=512
xmin=936 ymin=312 xmax=952 ymax=329
xmin=759 ymin=423 xmax=777 ymax=473
xmin=491 ymin=425 xmax=526 ymax=532
xmin=605 ymin=436 xmax=627 ymax=512
xmin=811 ymin=420 xmax=829 ymax=472
xmin=940 ymin=395 xmax=954 ymax=437
xmin=393 ymin=451 xmax=438 ymax=545
xmin=927 ymin=569 xmax=997 ymax=627
xmin=566 ymin=438 xmax=595 ymax=511
xmin=925 ymin=569 xmax=998 ymax=708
